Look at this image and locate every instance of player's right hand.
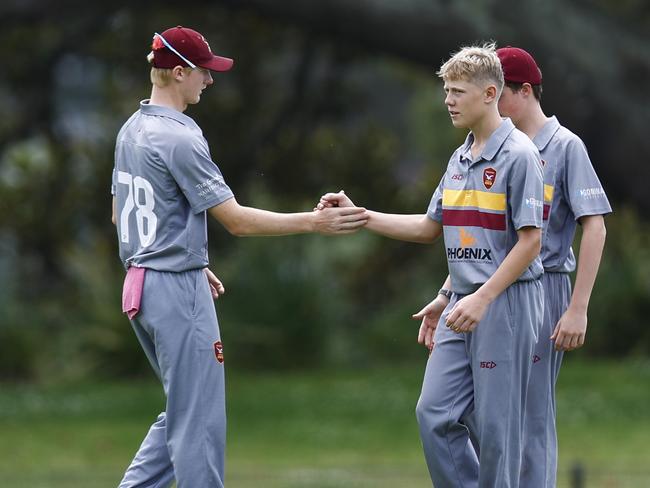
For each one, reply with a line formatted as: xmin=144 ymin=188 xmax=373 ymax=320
xmin=312 ymin=206 xmax=368 ymax=234
xmin=314 ymin=190 xmax=355 ymax=211
xmin=204 ymin=268 xmax=225 ymax=299
xmin=413 ymin=295 xmax=449 ymax=351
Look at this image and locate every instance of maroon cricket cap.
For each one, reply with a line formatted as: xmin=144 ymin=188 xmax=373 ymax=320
xmin=151 ymin=26 xmax=233 ymax=72
xmin=496 ymin=46 xmax=542 ymax=85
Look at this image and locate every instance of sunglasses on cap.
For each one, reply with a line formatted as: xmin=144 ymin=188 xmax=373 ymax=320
xmin=153 ymin=32 xmax=197 ymax=69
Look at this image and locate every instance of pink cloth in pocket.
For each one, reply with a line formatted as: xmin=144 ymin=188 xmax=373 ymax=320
xmin=122 ymin=266 xmax=146 ymax=319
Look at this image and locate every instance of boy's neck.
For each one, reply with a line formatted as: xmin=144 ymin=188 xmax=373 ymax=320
xmin=470 ymin=108 xmax=503 ymax=148
xmin=149 ymin=86 xmax=187 ymax=113
xmin=516 ymin=102 xmax=548 ymax=140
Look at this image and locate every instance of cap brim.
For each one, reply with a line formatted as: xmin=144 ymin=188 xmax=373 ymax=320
xmin=201 ymin=55 xmax=234 ymax=72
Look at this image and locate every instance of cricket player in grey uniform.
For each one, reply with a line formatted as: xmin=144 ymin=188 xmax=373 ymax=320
xmin=497 ymin=46 xmax=611 ymax=488
xmin=418 ymin=46 xmax=612 ymax=488
xmin=111 ymin=26 xmax=368 ymax=488
xmin=318 ymin=44 xmax=544 ymax=487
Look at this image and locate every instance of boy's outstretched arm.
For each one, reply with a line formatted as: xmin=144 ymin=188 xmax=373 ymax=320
xmin=317 ymin=190 xmax=442 ymax=244
xmin=209 ymin=197 xmax=368 ymax=236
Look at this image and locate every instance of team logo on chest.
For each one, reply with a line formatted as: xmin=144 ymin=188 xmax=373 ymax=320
xmin=483 ymin=168 xmax=497 ymax=189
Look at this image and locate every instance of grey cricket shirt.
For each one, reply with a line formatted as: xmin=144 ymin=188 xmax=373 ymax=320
xmin=112 ymin=101 xmax=234 ymax=272
xmin=535 ymin=116 xmax=612 ymax=273
xmin=427 ymin=118 xmax=544 ymax=295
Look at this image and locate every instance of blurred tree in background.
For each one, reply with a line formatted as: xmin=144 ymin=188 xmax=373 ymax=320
xmin=0 ymin=0 xmax=648 ymax=382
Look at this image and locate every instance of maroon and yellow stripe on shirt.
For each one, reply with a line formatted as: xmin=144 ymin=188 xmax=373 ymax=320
xmin=442 ymin=189 xmax=506 ymax=231
xmin=543 ymin=185 xmax=554 ymax=221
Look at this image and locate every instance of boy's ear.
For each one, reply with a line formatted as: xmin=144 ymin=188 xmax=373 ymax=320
xmin=172 ymin=65 xmax=186 ymax=81
xmin=485 ymin=84 xmax=498 ymax=103
xmin=521 ymin=83 xmax=533 ymax=97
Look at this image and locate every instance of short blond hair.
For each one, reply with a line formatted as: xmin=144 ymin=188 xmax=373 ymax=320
xmin=147 ymin=51 xmax=191 ymax=87
xmin=437 ymin=42 xmax=504 ymax=96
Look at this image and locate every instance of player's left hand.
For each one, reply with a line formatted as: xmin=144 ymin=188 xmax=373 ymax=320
xmin=412 ymin=295 xmax=449 ymax=352
xmin=445 ymin=292 xmax=490 ymax=333
xmin=204 ymin=267 xmax=225 ymax=299
xmin=550 ymin=307 xmax=587 ymax=351
xmin=314 ymin=190 xmax=355 ymax=211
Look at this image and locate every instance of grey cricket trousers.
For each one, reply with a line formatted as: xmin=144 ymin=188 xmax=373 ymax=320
xmin=119 ymin=269 xmax=226 ymax=488
xmin=520 ymin=272 xmax=570 ymax=488
xmin=416 ymin=279 xmax=542 ymax=488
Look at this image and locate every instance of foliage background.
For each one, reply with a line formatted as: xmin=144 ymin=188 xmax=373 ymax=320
xmin=1 ymin=2 xmax=649 ymax=486
xmin=0 ymin=1 xmax=648 ymax=381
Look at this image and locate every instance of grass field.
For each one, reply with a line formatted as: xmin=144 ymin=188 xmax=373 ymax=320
xmin=0 ymin=359 xmax=649 ymax=487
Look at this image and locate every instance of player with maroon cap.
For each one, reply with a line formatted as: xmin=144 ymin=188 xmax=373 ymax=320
xmin=112 ymin=25 xmax=368 ymax=488
xmin=150 ymin=26 xmax=234 ymax=72
xmin=496 ymin=45 xmax=610 ymax=488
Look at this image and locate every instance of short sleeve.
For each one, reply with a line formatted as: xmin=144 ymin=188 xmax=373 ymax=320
xmin=508 ymin=148 xmax=544 ymax=230
xmin=564 ymin=138 xmax=612 ymax=220
xmin=167 ymin=135 xmax=234 ymax=214
xmin=111 ymin=167 xmax=117 ymax=195
xmin=427 ymin=173 xmax=446 ymax=222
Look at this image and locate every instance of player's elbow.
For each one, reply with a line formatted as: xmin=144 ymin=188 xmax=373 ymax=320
xmin=532 ymin=233 xmax=542 ymax=256
xmin=417 ymin=231 xmax=438 ymax=244
xmin=223 ymin=220 xmax=248 ymax=237
xmin=528 ymin=229 xmax=542 ymax=257
xmin=209 ymin=199 xmax=252 ymax=237
xmin=214 ymin=213 xmax=247 ymax=236
xmin=221 ymin=214 xmax=256 ymax=237
xmin=415 ymin=217 xmax=442 ymax=244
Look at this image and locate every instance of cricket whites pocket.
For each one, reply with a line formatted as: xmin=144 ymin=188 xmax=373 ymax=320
xmin=191 ymin=270 xmax=222 ymax=352
xmin=471 ymin=291 xmax=514 ymax=364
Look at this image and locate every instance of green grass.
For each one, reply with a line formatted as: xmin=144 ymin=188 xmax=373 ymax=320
xmin=0 ymin=359 xmax=649 ymax=487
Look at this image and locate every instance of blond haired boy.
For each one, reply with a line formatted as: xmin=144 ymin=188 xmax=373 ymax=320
xmin=319 ymin=43 xmax=544 ymax=487
xmin=113 ymin=25 xmax=368 ymax=488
